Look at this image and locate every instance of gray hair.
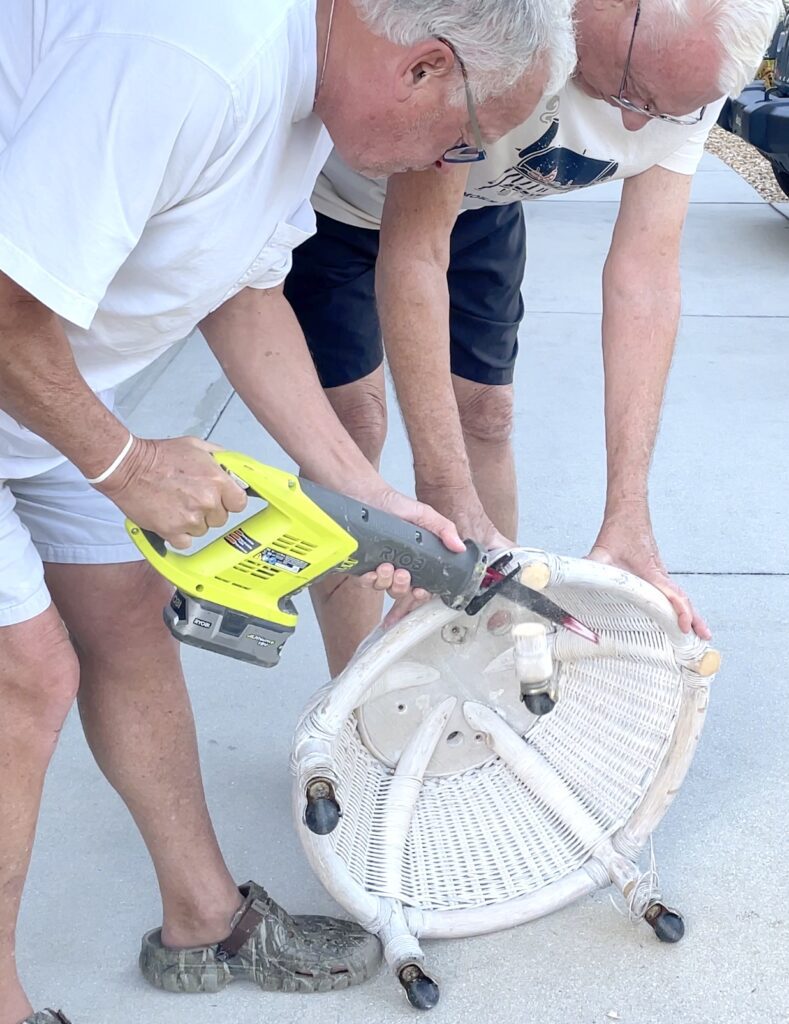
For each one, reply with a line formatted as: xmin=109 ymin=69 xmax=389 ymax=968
xmin=352 ymin=0 xmax=577 ymax=103
xmin=649 ymin=0 xmax=785 ymax=96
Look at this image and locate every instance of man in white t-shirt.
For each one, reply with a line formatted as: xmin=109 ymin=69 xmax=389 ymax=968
xmin=285 ymin=0 xmax=783 ymax=674
xmin=0 ymin=1 xmax=573 ymax=1020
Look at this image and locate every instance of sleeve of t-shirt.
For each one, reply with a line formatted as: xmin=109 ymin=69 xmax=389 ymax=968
xmin=0 ymin=35 xmax=235 ymax=329
xmin=657 ymin=98 xmax=726 ymax=176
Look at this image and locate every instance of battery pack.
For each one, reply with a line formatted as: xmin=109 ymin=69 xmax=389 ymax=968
xmin=165 ymin=591 xmax=294 ymax=667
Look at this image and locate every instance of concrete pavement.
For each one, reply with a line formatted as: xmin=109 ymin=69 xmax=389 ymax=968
xmin=19 ymin=154 xmax=789 ymax=1024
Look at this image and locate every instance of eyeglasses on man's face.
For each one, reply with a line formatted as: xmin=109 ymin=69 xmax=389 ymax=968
xmin=437 ymin=38 xmax=487 ymax=163
xmin=610 ymin=1 xmax=707 ymax=127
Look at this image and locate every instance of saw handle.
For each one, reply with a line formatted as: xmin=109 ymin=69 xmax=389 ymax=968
xmin=299 ymin=480 xmax=486 ymax=610
xmin=141 ymin=530 xmax=168 ymax=557
xmin=135 ymin=461 xmax=261 ymax=559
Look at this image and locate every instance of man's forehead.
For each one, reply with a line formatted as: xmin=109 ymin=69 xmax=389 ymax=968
xmin=630 ymin=22 xmax=721 ymax=104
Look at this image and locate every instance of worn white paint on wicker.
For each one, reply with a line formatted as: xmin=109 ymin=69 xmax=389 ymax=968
xmin=291 ymin=549 xmax=717 ymax=976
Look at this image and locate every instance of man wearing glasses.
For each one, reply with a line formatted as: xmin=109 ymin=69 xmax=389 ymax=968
xmin=285 ymin=0 xmax=783 ymax=675
xmin=0 ymin=1 xmax=575 ymax=1022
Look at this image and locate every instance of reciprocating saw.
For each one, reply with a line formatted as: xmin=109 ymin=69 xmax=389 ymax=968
xmin=127 ymin=452 xmax=597 ymax=668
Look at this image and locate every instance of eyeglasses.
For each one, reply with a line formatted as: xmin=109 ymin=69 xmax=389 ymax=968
xmin=437 ymin=38 xmax=487 ymax=163
xmin=610 ymin=1 xmax=707 ymax=126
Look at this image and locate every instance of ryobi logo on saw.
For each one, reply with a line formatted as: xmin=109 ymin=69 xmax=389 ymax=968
xmin=379 ymin=547 xmax=427 ymax=572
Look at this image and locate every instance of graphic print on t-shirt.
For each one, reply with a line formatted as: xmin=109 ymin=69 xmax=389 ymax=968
xmin=465 ymin=117 xmax=619 ymax=203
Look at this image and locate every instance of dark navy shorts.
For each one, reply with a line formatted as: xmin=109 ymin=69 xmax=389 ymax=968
xmin=284 ymin=203 xmax=526 ymax=389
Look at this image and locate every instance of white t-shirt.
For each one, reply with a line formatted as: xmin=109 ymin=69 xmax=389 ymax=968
xmin=0 ymin=0 xmax=331 ymax=477
xmin=312 ymin=79 xmax=724 ymax=229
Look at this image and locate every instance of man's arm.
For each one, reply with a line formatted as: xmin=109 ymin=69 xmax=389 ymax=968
xmin=590 ymin=164 xmax=710 ymax=637
xmin=377 ymin=167 xmax=507 ymax=549
xmin=0 ymin=272 xmax=246 ymax=548
xmin=199 ymin=283 xmax=465 ymax=555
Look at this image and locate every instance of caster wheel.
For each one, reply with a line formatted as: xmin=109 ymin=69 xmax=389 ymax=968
xmin=522 ymin=691 xmax=556 ymax=716
xmin=646 ymin=903 xmax=685 ymax=943
xmin=304 ymin=780 xmax=341 ymax=836
xmin=399 ymin=964 xmax=441 ymax=1010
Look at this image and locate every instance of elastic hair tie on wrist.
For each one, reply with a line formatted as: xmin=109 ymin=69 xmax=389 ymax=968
xmin=85 ymin=432 xmax=136 ymax=485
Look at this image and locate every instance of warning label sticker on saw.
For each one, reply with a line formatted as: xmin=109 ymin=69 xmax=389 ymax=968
xmin=261 ymin=548 xmax=308 ymax=574
xmin=224 ymin=528 xmax=261 ymax=555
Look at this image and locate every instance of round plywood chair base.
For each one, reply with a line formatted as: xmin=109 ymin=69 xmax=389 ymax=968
xmin=291 ymin=549 xmax=717 ymax=1009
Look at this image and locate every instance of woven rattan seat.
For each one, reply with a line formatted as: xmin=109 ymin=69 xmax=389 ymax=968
xmin=292 ymin=549 xmax=719 ymax=1009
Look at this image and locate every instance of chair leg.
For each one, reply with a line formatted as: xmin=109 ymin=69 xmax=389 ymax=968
xmin=380 ymin=900 xmax=440 ymax=1011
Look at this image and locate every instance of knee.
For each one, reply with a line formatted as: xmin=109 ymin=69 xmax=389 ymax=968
xmin=328 ymin=379 xmax=388 ymax=465
xmin=457 ymin=384 xmax=514 ymax=448
xmin=71 ymin=563 xmax=176 ymax=663
xmin=1 ymin=613 xmax=80 ymax=730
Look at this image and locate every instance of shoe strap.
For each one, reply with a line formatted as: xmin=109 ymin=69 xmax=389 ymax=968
xmin=46 ymin=1012 xmax=72 ymax=1024
xmin=215 ymin=883 xmax=270 ymax=961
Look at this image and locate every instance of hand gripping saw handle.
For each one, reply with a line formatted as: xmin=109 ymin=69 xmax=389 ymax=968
xmin=126 ymin=452 xmax=488 ymax=666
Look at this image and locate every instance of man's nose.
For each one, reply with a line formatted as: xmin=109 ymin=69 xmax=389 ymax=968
xmin=620 ymin=109 xmax=651 ymax=132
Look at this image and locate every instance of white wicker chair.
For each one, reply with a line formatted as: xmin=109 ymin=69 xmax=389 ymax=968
xmin=291 ymin=549 xmax=719 ymax=1009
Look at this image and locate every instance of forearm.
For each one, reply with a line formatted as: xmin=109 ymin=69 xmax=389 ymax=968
xmin=601 ymin=256 xmax=680 ymax=512
xmin=0 ymin=275 xmax=130 ymax=477
xmin=377 ymin=167 xmax=472 ymax=491
xmin=377 ymin=256 xmax=471 ymax=486
xmin=201 ymin=285 xmax=380 ymax=493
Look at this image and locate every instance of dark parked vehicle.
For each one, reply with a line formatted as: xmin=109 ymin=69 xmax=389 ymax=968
xmin=718 ymin=11 xmax=789 ymax=197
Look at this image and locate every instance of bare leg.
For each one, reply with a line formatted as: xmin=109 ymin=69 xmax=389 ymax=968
xmin=0 ymin=607 xmax=79 ymax=1024
xmin=306 ymin=367 xmax=389 ymax=677
xmin=453 ymin=377 xmax=518 ymax=540
xmin=44 ymin=560 xmax=242 ymax=949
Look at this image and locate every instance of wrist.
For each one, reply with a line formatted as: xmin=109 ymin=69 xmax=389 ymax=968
xmin=95 ymin=435 xmax=153 ymax=495
xmin=413 ymin=458 xmax=473 ymax=495
xmin=85 ymin=432 xmax=135 ymax=485
xmin=603 ymin=493 xmax=650 ymax=518
xmin=72 ymin=418 xmax=137 ymax=482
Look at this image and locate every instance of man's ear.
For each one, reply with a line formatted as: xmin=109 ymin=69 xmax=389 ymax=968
xmin=394 ymin=39 xmax=455 ymax=100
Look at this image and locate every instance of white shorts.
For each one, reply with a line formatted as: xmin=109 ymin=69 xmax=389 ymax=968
xmin=0 ymin=459 xmax=142 ymax=626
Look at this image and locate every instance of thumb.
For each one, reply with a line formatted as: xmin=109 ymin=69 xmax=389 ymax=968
xmin=587 ymin=544 xmax=615 ymax=566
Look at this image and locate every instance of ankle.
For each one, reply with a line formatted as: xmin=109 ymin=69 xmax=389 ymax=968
xmin=160 ymin=892 xmax=244 ymax=950
xmin=0 ymin=989 xmax=33 ymax=1024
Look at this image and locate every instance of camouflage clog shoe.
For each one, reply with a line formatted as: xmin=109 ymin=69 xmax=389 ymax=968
xmin=23 ymin=1013 xmax=72 ymax=1024
xmin=140 ymin=881 xmax=381 ymax=994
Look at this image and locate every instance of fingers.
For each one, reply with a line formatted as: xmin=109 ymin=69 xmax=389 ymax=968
xmin=168 ymin=533 xmax=195 ymax=551
xmin=385 ymin=491 xmax=466 ymax=554
xmin=691 ymin=608 xmax=712 ymax=641
xmin=359 ymin=566 xmax=417 ymax=597
xmin=221 ymin=480 xmax=248 ymax=515
xmin=663 ymin=586 xmax=693 ymax=635
xmin=431 ymin=517 xmax=466 ymax=554
xmin=586 ymin=544 xmax=614 ymax=566
xmin=358 ymin=565 xmax=431 ymax=626
xmin=204 ymin=504 xmax=231 ymax=530
xmin=588 ymin=545 xmax=711 ymax=639
xmin=654 ymin=579 xmax=712 ymax=639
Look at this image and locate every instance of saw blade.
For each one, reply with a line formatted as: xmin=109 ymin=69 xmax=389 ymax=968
xmin=488 ymin=575 xmax=599 ymax=644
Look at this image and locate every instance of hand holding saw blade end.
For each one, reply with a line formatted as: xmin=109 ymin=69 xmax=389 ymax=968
xmin=126 ymin=452 xmax=598 ymax=667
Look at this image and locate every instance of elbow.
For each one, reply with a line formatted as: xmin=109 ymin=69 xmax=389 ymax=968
xmin=0 ymin=273 xmax=55 ymax=335
xmin=602 ymin=252 xmax=681 ymax=308
xmin=376 ymin=245 xmax=450 ymax=299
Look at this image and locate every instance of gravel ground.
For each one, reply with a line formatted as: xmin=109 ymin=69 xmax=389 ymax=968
xmin=706 ymin=125 xmax=788 ymax=203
